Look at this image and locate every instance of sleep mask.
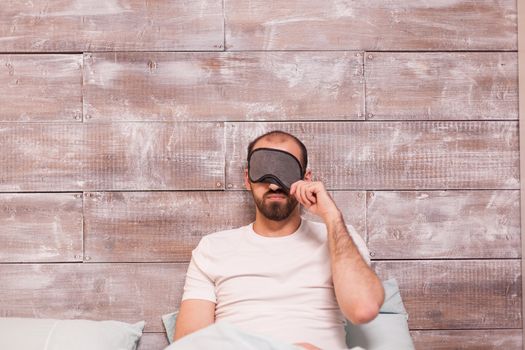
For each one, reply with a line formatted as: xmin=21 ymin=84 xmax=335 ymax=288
xmin=247 ymin=147 xmax=305 ymax=193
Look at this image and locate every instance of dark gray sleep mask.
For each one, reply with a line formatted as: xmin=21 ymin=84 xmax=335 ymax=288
xmin=247 ymin=147 xmax=305 ymax=193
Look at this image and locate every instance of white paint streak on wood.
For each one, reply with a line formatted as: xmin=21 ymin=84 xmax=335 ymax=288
xmin=0 ymin=55 xmax=82 ymax=121
xmin=225 ymin=0 xmax=517 ymax=50
xmin=366 ymin=53 xmax=518 ymax=120
xmin=368 ymin=190 xmax=520 ymax=259
xmin=0 ymin=123 xmax=224 ymax=191
xmin=0 ymin=193 xmax=82 ymax=262
xmin=374 ymin=260 xmax=521 ymax=329
xmin=0 ymin=263 xmax=187 ymax=332
xmin=0 ymin=0 xmax=224 ymax=51
xmin=159 ymin=61 xmax=212 ymax=84
xmin=25 ymin=0 xmax=133 ymax=17
xmin=84 ymin=52 xmax=362 ymax=121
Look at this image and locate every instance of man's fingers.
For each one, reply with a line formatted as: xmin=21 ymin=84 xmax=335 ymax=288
xmin=299 ymin=183 xmax=312 ymax=206
xmin=305 ymin=186 xmax=316 ymax=204
xmin=290 ymin=183 xmax=296 ymax=195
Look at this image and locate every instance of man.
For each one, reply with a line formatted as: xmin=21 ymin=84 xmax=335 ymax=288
xmin=174 ymin=130 xmax=385 ymax=349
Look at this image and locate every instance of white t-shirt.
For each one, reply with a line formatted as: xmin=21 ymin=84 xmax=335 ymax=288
xmin=181 ymin=217 xmax=371 ymax=350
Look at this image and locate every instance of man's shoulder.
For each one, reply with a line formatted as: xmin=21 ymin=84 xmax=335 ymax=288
xmin=204 ymin=224 xmax=248 ymax=239
xmin=198 ymin=224 xmax=249 ymax=252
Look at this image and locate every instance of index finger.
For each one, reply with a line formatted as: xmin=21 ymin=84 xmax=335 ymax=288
xmin=290 ymin=180 xmax=301 ymax=195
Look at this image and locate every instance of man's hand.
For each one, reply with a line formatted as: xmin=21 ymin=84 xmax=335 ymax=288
xmin=290 ymin=180 xmax=341 ymax=223
xmin=293 ymin=342 xmax=322 ymax=350
xmin=291 ymin=180 xmax=385 ymax=324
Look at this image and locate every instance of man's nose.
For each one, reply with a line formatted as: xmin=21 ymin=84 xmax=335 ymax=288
xmin=268 ymin=183 xmax=281 ymax=191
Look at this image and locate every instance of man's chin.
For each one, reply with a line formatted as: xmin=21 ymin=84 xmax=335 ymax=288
xmin=261 ymin=206 xmax=295 ymax=221
xmin=263 ymin=213 xmax=290 ymax=222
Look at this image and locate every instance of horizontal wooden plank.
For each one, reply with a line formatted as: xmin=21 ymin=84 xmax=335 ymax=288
xmin=137 ymin=333 xmax=169 ymax=350
xmin=0 ymin=193 xmax=83 ymax=262
xmin=410 ymin=329 xmax=522 ymax=349
xmin=225 ymin=0 xmax=517 ymax=50
xmin=84 ymin=52 xmax=364 ymax=122
xmin=0 ymin=55 xmax=82 ymax=122
xmin=366 ymin=53 xmax=519 ymax=120
xmin=0 ymin=263 xmax=186 ymax=332
xmin=367 ymin=190 xmax=521 ymax=259
xmin=84 ymin=191 xmax=365 ymax=262
xmin=225 ymin=122 xmax=519 ymax=190
xmin=0 ymin=0 xmax=223 ymax=52
xmin=374 ymin=260 xmax=522 ymax=329
xmin=0 ymin=122 xmax=224 ymax=191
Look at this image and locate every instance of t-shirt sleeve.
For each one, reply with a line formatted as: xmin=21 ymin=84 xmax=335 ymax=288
xmin=181 ymin=236 xmax=217 ymax=303
xmin=346 ymin=224 xmax=372 ymax=266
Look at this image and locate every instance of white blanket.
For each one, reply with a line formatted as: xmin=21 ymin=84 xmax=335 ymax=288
xmin=164 ymin=321 xmax=364 ymax=350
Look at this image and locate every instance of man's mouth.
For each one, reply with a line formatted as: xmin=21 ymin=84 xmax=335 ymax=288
xmin=266 ymin=193 xmax=286 ymax=200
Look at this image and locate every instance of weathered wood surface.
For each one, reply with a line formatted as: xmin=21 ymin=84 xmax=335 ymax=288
xmin=225 ymin=122 xmax=519 ymax=191
xmin=411 ymin=330 xmax=522 ymax=350
xmin=0 ymin=122 xmax=224 ymax=191
xmin=0 ymin=263 xmax=186 ymax=332
xmin=0 ymin=55 xmax=82 ymax=122
xmin=0 ymin=193 xmax=83 ymax=262
xmin=0 ymin=0 xmax=224 ymax=52
xmin=374 ymin=260 xmax=522 ymax=329
xmin=367 ymin=190 xmax=521 ymax=259
xmin=0 ymin=261 xmax=519 ymax=333
xmin=365 ymin=53 xmax=519 ymax=120
xmin=224 ymin=0 xmax=517 ymax=50
xmin=83 ymin=52 xmax=364 ymax=122
xmin=83 ymin=190 xmax=365 ymax=262
xmin=137 ymin=333 xmax=169 ymax=350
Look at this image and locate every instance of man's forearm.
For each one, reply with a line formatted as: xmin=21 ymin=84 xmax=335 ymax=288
xmin=325 ymin=212 xmax=385 ymax=324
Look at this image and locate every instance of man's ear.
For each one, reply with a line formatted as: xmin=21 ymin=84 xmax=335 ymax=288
xmin=304 ymin=169 xmax=313 ymax=182
xmin=243 ymin=168 xmax=252 ymax=190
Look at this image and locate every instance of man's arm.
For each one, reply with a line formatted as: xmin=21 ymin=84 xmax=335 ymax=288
xmin=173 ymin=299 xmax=216 ymax=341
xmin=325 ymin=213 xmax=384 ymax=324
xmin=290 ymin=180 xmax=385 ymax=325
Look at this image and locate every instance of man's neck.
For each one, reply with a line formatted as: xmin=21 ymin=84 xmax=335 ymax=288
xmin=252 ymin=212 xmax=302 ymax=237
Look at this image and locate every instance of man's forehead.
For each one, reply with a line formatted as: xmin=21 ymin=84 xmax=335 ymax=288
xmin=252 ymin=138 xmax=302 ymax=162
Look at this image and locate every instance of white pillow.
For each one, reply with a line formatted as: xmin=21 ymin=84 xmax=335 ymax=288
xmin=0 ymin=317 xmax=145 ymax=350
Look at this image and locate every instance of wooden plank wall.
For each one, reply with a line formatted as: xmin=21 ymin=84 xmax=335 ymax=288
xmin=0 ymin=1 xmax=520 ymax=349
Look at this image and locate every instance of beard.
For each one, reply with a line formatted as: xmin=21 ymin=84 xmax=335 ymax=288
xmin=252 ymin=188 xmax=299 ymax=221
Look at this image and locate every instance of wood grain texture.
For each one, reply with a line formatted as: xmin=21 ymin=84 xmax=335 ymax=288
xmin=0 ymin=55 xmax=82 ymax=122
xmin=365 ymin=53 xmax=519 ymax=120
xmin=367 ymin=190 xmax=521 ymax=259
xmin=83 ymin=52 xmax=364 ymax=122
xmin=374 ymin=260 xmax=522 ymax=329
xmin=84 ymin=190 xmax=365 ymax=262
xmin=0 ymin=263 xmax=186 ymax=332
xmin=225 ymin=122 xmax=519 ymax=191
xmin=0 ymin=193 xmax=83 ymax=262
xmin=411 ymin=330 xmax=522 ymax=349
xmin=137 ymin=333 xmax=169 ymax=350
xmin=0 ymin=0 xmax=223 ymax=52
xmin=224 ymin=0 xmax=517 ymax=50
xmin=0 ymin=122 xmax=224 ymax=191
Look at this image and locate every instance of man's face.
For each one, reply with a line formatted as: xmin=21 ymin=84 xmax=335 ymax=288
xmin=244 ymin=138 xmax=304 ymax=221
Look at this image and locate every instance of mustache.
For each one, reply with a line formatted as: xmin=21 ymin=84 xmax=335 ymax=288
xmin=265 ymin=189 xmax=287 ymax=196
